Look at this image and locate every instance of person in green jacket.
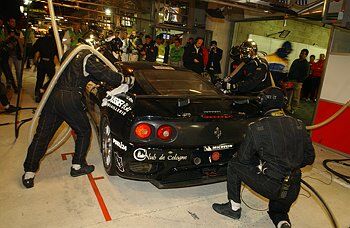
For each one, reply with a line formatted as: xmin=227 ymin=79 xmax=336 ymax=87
xmin=169 ymin=38 xmax=184 ymax=67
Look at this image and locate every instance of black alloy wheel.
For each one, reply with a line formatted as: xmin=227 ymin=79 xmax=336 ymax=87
xmin=100 ymin=116 xmax=117 ymax=175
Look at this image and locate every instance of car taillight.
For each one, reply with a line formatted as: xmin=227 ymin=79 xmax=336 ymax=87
xmin=135 ymin=123 xmax=152 ymax=139
xmin=157 ymin=125 xmax=173 ymax=141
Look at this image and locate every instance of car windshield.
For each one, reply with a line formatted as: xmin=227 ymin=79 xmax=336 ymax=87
xmin=138 ymin=69 xmax=219 ymax=96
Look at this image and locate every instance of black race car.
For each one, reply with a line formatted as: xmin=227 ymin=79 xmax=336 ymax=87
xmin=85 ymin=62 xmax=260 ymax=188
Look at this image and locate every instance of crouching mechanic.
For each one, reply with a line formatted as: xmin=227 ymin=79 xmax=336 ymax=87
xmin=212 ymin=87 xmax=315 ymax=228
xmin=223 ymin=40 xmax=271 ymax=93
xmin=22 ymin=45 xmax=135 ymax=188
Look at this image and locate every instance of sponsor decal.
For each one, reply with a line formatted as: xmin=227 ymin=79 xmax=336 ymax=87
xmin=214 ymin=127 xmax=222 ymax=139
xmin=133 ymin=149 xmax=188 ymax=162
xmin=204 ymin=144 xmax=233 ymax=152
xmin=112 ymin=138 xmax=127 ymax=151
xmin=167 ymin=153 xmax=188 ymax=162
xmin=133 ymin=148 xmax=157 ymax=161
xmin=115 ymin=152 xmax=125 ymax=172
xmin=101 ymin=95 xmax=133 ymax=116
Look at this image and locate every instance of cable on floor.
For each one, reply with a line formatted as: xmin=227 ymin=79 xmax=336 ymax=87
xmin=323 ymin=159 xmax=350 ymax=184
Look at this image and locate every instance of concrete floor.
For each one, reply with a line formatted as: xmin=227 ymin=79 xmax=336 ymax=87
xmin=0 ymin=69 xmax=349 ymax=228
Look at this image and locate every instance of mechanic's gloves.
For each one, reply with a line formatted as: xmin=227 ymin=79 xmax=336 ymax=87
xmin=223 ymin=76 xmax=231 ymax=82
xmin=223 ymin=82 xmax=237 ymax=91
xmin=122 ymin=76 xmax=135 ymax=87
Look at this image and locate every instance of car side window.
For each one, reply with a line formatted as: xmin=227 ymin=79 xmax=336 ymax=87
xmin=129 ymin=80 xmax=146 ymax=95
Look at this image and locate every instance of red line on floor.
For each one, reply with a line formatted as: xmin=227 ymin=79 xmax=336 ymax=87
xmin=61 ymin=152 xmax=75 ymax=160
xmin=87 ymin=173 xmax=112 ymax=222
xmin=93 ymin=176 xmax=104 ymax=181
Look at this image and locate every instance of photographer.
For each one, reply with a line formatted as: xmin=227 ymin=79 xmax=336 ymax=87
xmin=207 ymin=40 xmax=223 ymax=84
xmin=212 ymin=87 xmax=315 ymax=228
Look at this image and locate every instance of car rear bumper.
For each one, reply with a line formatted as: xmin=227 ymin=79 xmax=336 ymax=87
xmin=112 ymin=141 xmax=239 ymax=188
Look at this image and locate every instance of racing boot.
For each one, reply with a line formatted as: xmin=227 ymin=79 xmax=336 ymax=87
xmin=277 ymin=221 xmax=291 ymax=228
xmin=22 ymin=172 xmax=35 ymax=188
xmin=70 ymin=164 xmax=95 ymax=177
xmin=212 ymin=202 xmax=241 ymax=219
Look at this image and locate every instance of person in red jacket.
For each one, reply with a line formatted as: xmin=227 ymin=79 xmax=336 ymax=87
xmin=310 ymin=54 xmax=325 ymax=101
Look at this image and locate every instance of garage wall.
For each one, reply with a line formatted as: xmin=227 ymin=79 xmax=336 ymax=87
xmin=232 ymin=19 xmax=331 ymax=49
xmin=249 ymin=34 xmax=327 ymax=66
xmin=205 ymin=16 xmax=233 ymax=76
xmin=312 ymin=28 xmax=350 ymax=155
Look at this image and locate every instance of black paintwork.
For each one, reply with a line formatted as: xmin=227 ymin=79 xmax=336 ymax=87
xmin=85 ymin=61 xmax=260 ymax=188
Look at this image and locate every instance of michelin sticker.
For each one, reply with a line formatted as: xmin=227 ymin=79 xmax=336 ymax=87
xmin=133 ymin=149 xmax=187 ymax=162
xmin=204 ymin=144 xmax=233 ymax=152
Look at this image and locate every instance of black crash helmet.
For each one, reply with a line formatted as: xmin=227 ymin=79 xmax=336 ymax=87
xmin=239 ymin=40 xmax=258 ymax=62
xmin=229 ymin=45 xmax=240 ymax=61
xmin=258 ymin=87 xmax=287 ymax=111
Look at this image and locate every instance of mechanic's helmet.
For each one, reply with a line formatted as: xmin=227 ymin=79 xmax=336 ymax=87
xmin=276 ymin=41 xmax=292 ymax=58
xmin=229 ymin=45 xmax=240 ymax=62
xmin=257 ymin=87 xmax=287 ymax=113
xmin=239 ymin=40 xmax=258 ymax=63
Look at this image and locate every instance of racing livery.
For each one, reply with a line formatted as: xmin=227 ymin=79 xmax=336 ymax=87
xmin=85 ymin=62 xmax=260 ymax=188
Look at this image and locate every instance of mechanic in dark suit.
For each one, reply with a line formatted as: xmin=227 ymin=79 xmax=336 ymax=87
xmin=223 ymin=40 xmax=271 ymax=93
xmin=183 ymin=37 xmax=205 ymax=74
xmin=206 ymin=40 xmax=223 ymax=84
xmin=33 ymin=29 xmax=59 ymax=102
xmin=212 ymin=87 xmax=315 ymax=228
xmin=22 ymin=44 xmax=135 ymax=188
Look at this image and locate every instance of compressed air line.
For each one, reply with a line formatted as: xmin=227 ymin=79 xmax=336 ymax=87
xmin=306 ymin=99 xmax=350 ymax=130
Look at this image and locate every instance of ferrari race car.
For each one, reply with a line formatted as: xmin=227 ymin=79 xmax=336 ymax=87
xmin=85 ymin=62 xmax=260 ymax=188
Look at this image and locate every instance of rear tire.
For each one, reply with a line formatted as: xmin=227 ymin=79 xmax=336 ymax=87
xmin=100 ymin=116 xmax=117 ymax=175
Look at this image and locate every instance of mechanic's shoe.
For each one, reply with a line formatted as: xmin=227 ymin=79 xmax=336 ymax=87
xmin=5 ymin=105 xmax=19 ymax=113
xmin=70 ymin=164 xmax=95 ymax=177
xmin=212 ymin=202 xmax=241 ymax=219
xmin=277 ymin=221 xmax=291 ymax=228
xmin=22 ymin=174 xmax=34 ymax=188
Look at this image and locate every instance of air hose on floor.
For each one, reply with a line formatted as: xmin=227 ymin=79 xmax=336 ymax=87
xmin=323 ymin=159 xmax=350 ymax=184
xmin=300 ymin=179 xmax=338 ymax=228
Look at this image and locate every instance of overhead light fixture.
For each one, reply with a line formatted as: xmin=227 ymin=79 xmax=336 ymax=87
xmin=24 ymin=0 xmax=32 ymax=5
xmin=105 ymin=8 xmax=112 ymax=16
xmin=264 ymin=10 xmax=269 ymax=13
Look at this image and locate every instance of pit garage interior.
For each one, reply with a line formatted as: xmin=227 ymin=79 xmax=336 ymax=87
xmin=0 ymin=0 xmax=350 ymax=227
